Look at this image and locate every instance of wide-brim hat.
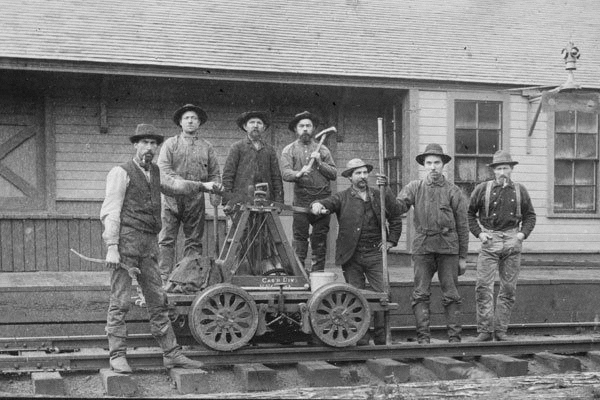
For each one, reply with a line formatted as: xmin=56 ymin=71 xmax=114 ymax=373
xmin=172 ymin=104 xmax=208 ymax=127
xmin=129 ymin=124 xmax=164 ymax=145
xmin=416 ymin=143 xmax=452 ymax=165
xmin=341 ymin=158 xmax=374 ymax=178
xmin=236 ymin=111 xmax=271 ymax=131
xmin=288 ymin=111 xmax=320 ymax=132
xmin=488 ymin=150 xmax=519 ymax=168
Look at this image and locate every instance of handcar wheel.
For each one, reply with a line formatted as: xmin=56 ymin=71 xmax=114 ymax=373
xmin=188 ymin=284 xmax=258 ymax=351
xmin=308 ymin=283 xmax=371 ymax=347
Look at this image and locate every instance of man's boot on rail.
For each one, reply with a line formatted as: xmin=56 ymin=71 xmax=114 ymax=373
xmin=413 ymin=302 xmax=431 ymax=344
xmin=445 ymin=302 xmax=462 ymax=343
xmin=156 ymin=326 xmax=205 ymax=369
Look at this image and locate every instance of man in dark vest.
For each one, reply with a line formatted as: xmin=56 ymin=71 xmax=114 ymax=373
xmin=100 ymin=124 xmax=217 ymax=374
xmin=468 ymin=150 xmax=536 ymax=342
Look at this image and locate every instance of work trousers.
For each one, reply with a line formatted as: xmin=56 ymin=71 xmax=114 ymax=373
xmin=106 ymin=232 xmax=171 ymax=340
xmin=475 ymin=229 xmax=522 ymax=334
xmin=342 ymin=246 xmax=384 ymax=293
xmin=292 ymin=212 xmax=330 ymax=272
xmin=158 ymin=194 xmax=206 ymax=279
xmin=411 ymin=253 xmax=461 ymax=307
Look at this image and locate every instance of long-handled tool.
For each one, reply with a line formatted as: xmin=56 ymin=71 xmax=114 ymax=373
xmin=70 ymin=248 xmax=141 ymax=279
xmin=305 ymin=126 xmax=337 ymax=171
xmin=377 ymin=117 xmax=391 ymax=345
xmin=210 ymin=180 xmax=222 ymax=258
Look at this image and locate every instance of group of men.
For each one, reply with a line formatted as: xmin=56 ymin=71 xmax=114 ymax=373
xmin=100 ymin=102 xmax=536 ymax=374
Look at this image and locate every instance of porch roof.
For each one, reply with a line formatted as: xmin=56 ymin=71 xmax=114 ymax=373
xmin=1 ymin=0 xmax=599 ymax=88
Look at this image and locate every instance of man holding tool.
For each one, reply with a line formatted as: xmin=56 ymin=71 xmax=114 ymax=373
xmin=100 ymin=124 xmax=218 ymax=374
xmin=281 ymin=111 xmax=337 ymax=272
xmin=311 ymin=158 xmax=402 ymax=345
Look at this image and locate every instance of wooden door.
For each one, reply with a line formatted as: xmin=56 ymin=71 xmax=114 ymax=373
xmin=0 ymin=96 xmax=46 ymax=211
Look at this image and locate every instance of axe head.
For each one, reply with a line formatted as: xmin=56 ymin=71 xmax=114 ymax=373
xmin=314 ymin=126 xmax=337 ymax=140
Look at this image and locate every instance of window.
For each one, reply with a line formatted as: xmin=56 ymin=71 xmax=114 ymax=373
xmin=383 ymin=101 xmax=402 ymax=195
xmin=553 ymin=111 xmax=599 ymax=213
xmin=454 ymin=101 xmax=502 ymax=194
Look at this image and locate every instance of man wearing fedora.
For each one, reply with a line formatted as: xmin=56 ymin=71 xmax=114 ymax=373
xmin=311 ymin=159 xmax=402 ymax=345
xmin=281 ymin=111 xmax=336 ymax=272
xmin=468 ymin=150 xmax=536 ymax=342
xmin=157 ymin=104 xmax=222 ymax=285
xmin=222 ymin=111 xmax=284 ymax=204
xmin=101 ymin=124 xmax=206 ymax=374
xmin=383 ymin=143 xmax=469 ymax=344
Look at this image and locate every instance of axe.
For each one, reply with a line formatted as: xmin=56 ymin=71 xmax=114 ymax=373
xmin=305 ymin=126 xmax=337 ymax=171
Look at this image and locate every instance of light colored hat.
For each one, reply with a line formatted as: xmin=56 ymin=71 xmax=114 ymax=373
xmin=488 ymin=150 xmax=518 ymax=168
xmin=416 ymin=143 xmax=452 ymax=165
xmin=341 ymin=158 xmax=373 ymax=178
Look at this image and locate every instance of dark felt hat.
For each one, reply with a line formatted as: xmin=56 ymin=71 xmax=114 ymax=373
xmin=488 ymin=150 xmax=519 ymax=168
xmin=172 ymin=104 xmax=208 ymax=127
xmin=236 ymin=111 xmax=271 ymax=131
xmin=341 ymin=158 xmax=374 ymax=178
xmin=288 ymin=111 xmax=320 ymax=132
xmin=129 ymin=124 xmax=164 ymax=145
xmin=415 ymin=143 xmax=452 ymax=165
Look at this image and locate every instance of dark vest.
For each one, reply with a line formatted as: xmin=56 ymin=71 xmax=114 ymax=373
xmin=120 ymin=160 xmax=162 ymax=234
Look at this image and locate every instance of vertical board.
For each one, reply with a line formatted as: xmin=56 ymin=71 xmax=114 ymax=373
xmin=56 ymin=220 xmax=70 ymax=271
xmin=90 ymin=219 xmax=103 ymax=270
xmin=0 ymin=220 xmax=12 ymax=271
xmin=46 ymin=219 xmax=59 ymax=271
xmin=68 ymin=219 xmax=80 ymax=271
xmin=11 ymin=221 xmax=24 ymax=272
xmin=34 ymin=220 xmax=47 ymax=271
xmin=79 ymin=219 xmax=92 ymax=271
xmin=23 ymin=219 xmax=36 ymax=271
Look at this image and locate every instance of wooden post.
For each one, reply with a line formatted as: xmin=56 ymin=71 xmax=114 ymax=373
xmin=377 ymin=117 xmax=391 ymax=345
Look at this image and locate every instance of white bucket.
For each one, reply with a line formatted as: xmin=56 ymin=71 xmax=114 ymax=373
xmin=310 ymin=271 xmax=338 ymax=291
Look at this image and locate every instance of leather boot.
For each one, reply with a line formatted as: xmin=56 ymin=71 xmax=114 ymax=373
xmin=156 ymin=326 xmax=205 ymax=370
xmin=413 ymin=302 xmax=431 ymax=344
xmin=158 ymin=245 xmax=175 ymax=283
xmin=108 ymin=335 xmax=132 ymax=374
xmin=293 ymin=241 xmax=309 ymax=270
xmin=310 ymin=243 xmax=327 ymax=273
xmin=372 ymin=311 xmax=386 ymax=345
xmin=444 ymin=302 xmax=462 ymax=343
xmin=473 ymin=332 xmax=493 ymax=342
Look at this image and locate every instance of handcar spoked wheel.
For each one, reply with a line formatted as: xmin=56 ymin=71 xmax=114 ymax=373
xmin=308 ymin=283 xmax=371 ymax=347
xmin=188 ymin=284 xmax=258 ymax=351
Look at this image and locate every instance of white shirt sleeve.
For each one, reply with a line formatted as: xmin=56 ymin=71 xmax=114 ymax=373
xmin=100 ymin=166 xmax=128 ymax=246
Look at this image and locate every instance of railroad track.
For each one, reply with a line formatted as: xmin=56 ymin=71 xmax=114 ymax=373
xmin=2 ymin=328 xmax=600 ymax=398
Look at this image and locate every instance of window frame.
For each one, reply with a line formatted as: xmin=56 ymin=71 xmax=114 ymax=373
xmin=447 ymin=91 xmax=510 ymax=188
xmin=548 ymin=109 xmax=600 ymax=218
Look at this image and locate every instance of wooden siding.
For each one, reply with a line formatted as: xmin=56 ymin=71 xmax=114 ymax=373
xmin=0 ymin=216 xmax=225 ymax=273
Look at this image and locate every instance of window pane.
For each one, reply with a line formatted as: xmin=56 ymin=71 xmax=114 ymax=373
xmin=574 ymin=161 xmax=595 ymax=185
xmin=554 ymin=186 xmax=573 ymax=210
xmin=456 ymin=129 xmax=476 ymax=154
xmin=555 ymin=111 xmax=576 ymax=133
xmin=455 ymin=102 xmax=476 ymax=129
xmin=478 ymin=102 xmax=501 ymax=129
xmin=574 ymin=186 xmax=595 ymax=210
xmin=555 ymin=160 xmax=573 ymax=184
xmin=555 ymin=133 xmax=575 ymax=158
xmin=577 ymin=112 xmax=598 ymax=134
xmin=478 ymin=130 xmax=500 ymax=154
xmin=577 ymin=134 xmax=597 ymax=158
xmin=455 ymin=158 xmax=477 ymax=181
xmin=477 ymin=158 xmax=494 ymax=181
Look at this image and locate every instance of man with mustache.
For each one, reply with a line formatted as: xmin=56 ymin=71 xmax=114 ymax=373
xmin=100 ymin=124 xmax=208 ymax=374
xmin=222 ymin=111 xmax=284 ymax=204
xmin=281 ymin=111 xmax=336 ymax=272
xmin=381 ymin=143 xmax=469 ymax=344
xmin=157 ymin=104 xmax=222 ymax=285
xmin=311 ymin=159 xmax=402 ymax=345
xmin=467 ymin=150 xmax=536 ymax=342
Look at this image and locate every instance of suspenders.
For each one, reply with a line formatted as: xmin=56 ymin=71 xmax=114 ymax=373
xmin=484 ymin=180 xmax=521 ymax=220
